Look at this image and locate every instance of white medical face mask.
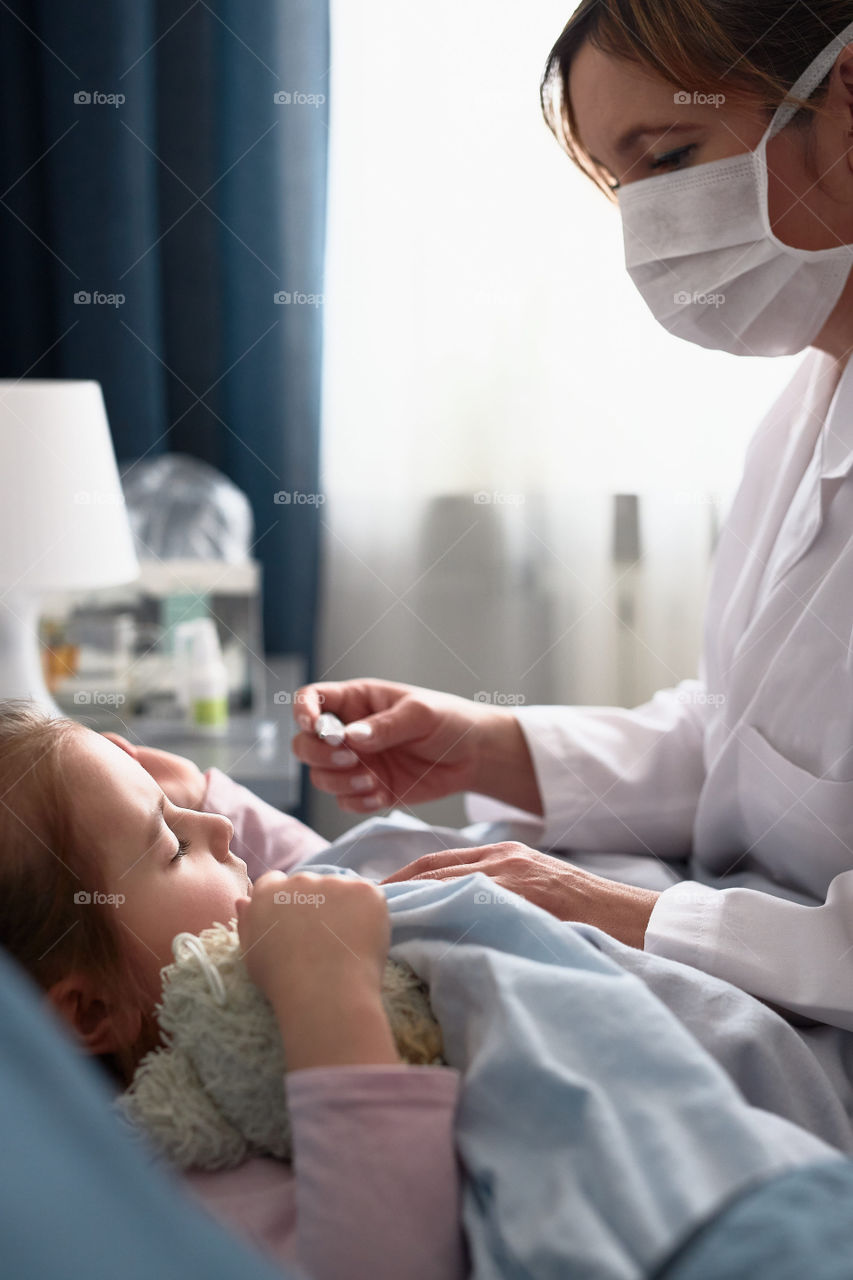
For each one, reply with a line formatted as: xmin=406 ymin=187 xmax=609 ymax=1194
xmin=618 ymin=20 xmax=853 ymax=357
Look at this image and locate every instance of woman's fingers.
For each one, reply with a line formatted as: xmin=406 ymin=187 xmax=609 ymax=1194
xmin=307 ymin=762 xmax=379 ymax=793
xmin=308 ymin=764 xmax=382 ymax=795
xmin=291 ymin=699 xmax=431 ymax=769
xmin=338 ymin=697 xmax=434 ymax=755
xmin=292 ymin=679 xmax=398 ymax=732
xmin=293 ymin=684 xmax=334 ymax=730
xmin=291 ymin=682 xmax=433 ymax=753
xmin=291 ymin=731 xmax=360 ymax=768
xmin=380 ymin=847 xmax=483 ymax=884
xmin=291 ymin=730 xmax=391 ymax=806
xmin=336 ymin=793 xmax=390 ymax=813
xmin=309 ymin=765 xmax=391 ymax=808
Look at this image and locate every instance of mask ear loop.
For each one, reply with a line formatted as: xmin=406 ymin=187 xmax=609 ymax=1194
xmin=768 ymin=19 xmax=853 ymax=140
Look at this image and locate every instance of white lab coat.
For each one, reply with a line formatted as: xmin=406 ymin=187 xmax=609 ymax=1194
xmin=466 ymin=346 xmax=853 ymax=1036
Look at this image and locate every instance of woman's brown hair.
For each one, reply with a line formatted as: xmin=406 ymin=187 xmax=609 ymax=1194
xmin=0 ymin=700 xmax=159 ymax=1087
xmin=541 ymin=0 xmax=853 ymax=196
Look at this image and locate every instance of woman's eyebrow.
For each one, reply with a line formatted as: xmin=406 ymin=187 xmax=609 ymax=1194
xmin=616 ymin=121 xmax=699 ymax=154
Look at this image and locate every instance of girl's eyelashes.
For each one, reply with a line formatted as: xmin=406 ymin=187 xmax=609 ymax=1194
xmin=648 ymin=143 xmax=697 ymax=173
xmin=171 ymin=837 xmax=191 ymax=863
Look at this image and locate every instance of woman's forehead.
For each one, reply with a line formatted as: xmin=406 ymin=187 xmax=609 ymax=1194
xmin=568 ymin=43 xmax=679 ymax=163
xmin=568 ymin=41 xmax=757 ymax=175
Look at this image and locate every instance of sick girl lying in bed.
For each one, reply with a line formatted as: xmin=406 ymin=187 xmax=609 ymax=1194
xmin=0 ymin=701 xmax=462 ymax=1280
xmin=0 ymin=699 xmax=845 ymax=1280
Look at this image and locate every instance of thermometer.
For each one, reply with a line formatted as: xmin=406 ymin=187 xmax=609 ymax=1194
xmin=315 ymin=712 xmax=347 ymax=746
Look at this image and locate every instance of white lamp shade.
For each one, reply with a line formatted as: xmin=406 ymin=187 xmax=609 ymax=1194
xmin=0 ymin=380 xmax=140 ymax=591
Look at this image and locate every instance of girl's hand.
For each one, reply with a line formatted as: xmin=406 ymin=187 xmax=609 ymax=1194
xmin=237 ymin=870 xmax=391 ymax=999
xmin=291 ymin=678 xmax=542 ymax=815
xmin=235 ymin=871 xmax=399 ymax=1069
xmin=101 ymin=733 xmax=207 ymax=811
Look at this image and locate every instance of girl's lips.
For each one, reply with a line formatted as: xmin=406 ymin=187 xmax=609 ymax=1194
xmin=230 ymin=851 xmax=251 ymax=896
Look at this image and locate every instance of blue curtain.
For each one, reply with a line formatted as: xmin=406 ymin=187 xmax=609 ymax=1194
xmin=0 ymin=0 xmax=329 ymax=663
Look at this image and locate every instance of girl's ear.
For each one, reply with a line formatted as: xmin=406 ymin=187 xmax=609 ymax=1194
xmin=45 ymin=974 xmax=142 ymax=1056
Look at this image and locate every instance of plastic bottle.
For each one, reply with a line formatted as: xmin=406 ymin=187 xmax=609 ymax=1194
xmin=185 ymin=618 xmax=229 ymax=735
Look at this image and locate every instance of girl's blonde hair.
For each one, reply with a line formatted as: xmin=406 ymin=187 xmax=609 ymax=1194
xmin=541 ymin=0 xmax=853 ymax=196
xmin=0 ymin=700 xmax=159 ymax=1086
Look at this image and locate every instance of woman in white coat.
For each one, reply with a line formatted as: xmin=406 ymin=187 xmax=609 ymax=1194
xmin=296 ymin=0 xmax=853 ymax=1099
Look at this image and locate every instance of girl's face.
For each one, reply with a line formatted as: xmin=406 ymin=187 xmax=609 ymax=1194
xmin=66 ymin=726 xmax=251 ymax=1003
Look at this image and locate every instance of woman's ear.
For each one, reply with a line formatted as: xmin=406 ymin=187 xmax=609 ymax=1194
xmin=832 ymin=46 xmax=853 ymax=153
xmin=45 ymin=973 xmax=142 ymax=1056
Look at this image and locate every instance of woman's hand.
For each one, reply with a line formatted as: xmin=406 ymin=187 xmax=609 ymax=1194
xmin=291 ymin=678 xmax=543 ymax=815
xmin=381 ymin=842 xmax=661 ymax=950
xmin=235 ymin=871 xmax=399 ymax=1069
xmin=101 ymin=733 xmax=207 ymax=810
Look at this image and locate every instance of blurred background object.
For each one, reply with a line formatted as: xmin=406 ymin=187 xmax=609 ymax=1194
xmin=40 ymin=455 xmax=264 ymax=721
xmin=0 ymin=380 xmax=139 ymax=715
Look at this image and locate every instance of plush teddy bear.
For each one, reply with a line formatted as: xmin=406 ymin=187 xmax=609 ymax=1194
xmin=116 ymin=918 xmax=444 ymax=1172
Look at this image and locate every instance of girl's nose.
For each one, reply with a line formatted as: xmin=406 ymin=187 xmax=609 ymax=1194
xmin=206 ymin=811 xmax=235 ymax=858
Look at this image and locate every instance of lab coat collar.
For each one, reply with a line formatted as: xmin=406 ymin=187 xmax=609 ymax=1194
xmin=820 ymin=350 xmax=853 ymax=480
xmin=747 ymin=350 xmax=853 ymax=614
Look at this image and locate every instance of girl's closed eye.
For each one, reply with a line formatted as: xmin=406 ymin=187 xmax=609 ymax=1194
xmin=171 ymin=837 xmax=191 ymax=863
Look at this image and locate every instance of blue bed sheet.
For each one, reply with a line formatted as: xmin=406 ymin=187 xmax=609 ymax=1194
xmin=653 ymin=1158 xmax=853 ymax=1280
xmin=301 ymin=813 xmax=840 ymax=1280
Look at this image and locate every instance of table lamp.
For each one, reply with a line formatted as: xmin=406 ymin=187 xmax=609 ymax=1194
xmin=0 ymin=380 xmax=140 ymax=715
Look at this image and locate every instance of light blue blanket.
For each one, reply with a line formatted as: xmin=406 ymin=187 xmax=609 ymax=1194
xmin=300 ymin=813 xmax=845 ymax=1280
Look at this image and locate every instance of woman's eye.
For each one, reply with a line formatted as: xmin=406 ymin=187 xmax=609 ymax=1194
xmin=649 ymin=143 xmax=697 ymax=174
xmin=171 ymin=838 xmax=191 ymax=863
